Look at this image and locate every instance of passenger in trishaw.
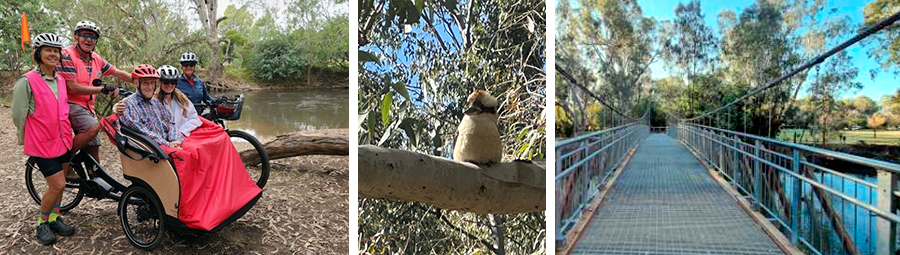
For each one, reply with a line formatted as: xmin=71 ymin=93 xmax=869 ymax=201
xmin=116 ymin=64 xmax=261 ymax=231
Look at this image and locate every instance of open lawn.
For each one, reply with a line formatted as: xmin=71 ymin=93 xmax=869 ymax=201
xmin=778 ymin=128 xmax=900 ymax=145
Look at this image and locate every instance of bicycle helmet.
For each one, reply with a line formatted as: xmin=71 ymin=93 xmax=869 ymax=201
xmin=158 ymin=65 xmax=179 ymax=81
xmin=32 ymin=33 xmax=66 ymax=49
xmin=74 ymin=20 xmax=101 ymax=37
xmin=32 ymin=33 xmax=66 ymax=65
xmin=132 ymin=64 xmax=160 ymax=80
xmin=180 ymin=52 xmax=197 ymax=63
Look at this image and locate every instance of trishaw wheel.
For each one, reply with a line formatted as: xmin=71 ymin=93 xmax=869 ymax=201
xmin=25 ymin=159 xmax=84 ymax=212
xmin=228 ymin=130 xmax=270 ymax=189
xmin=119 ymin=185 xmax=165 ymax=250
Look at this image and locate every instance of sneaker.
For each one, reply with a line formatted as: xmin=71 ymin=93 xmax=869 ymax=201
xmin=36 ymin=222 xmax=56 ymax=245
xmin=48 ymin=217 xmax=74 ymax=236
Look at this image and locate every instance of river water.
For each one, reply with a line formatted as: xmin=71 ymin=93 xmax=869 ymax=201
xmin=212 ymin=88 xmax=349 ymax=142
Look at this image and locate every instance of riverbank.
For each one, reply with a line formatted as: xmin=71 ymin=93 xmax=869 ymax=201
xmin=0 ymin=105 xmax=349 ymax=253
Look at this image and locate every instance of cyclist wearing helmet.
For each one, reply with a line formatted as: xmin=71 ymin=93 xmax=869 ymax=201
xmin=120 ymin=64 xmax=182 ymax=148
xmin=176 ymin=52 xmax=215 ymax=113
xmin=57 ymin=20 xmax=133 ymax=171
xmin=12 ymin=33 xmax=76 ymax=245
xmin=157 ymin=65 xmax=202 ymax=137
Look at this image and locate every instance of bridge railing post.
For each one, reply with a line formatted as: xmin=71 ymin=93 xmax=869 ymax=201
xmin=732 ymin=134 xmax=739 ymax=188
xmin=555 ymin=143 xmax=564 ymax=247
xmin=790 ymin=149 xmax=802 ymax=245
xmin=876 ymin=168 xmax=897 ymax=255
xmin=753 ymin=140 xmax=761 ymax=207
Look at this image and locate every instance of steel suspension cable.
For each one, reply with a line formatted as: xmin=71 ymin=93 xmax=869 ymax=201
xmin=681 ymin=10 xmax=900 ymax=122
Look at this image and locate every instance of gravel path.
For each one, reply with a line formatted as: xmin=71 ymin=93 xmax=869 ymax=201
xmin=0 ymin=105 xmax=349 ymax=254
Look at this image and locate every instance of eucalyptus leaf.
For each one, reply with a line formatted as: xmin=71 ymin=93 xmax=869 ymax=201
xmin=414 ymin=0 xmax=425 ymax=12
xmin=444 ymin=0 xmax=458 ymax=11
xmin=382 ymin=93 xmax=393 ymax=125
xmin=359 ymin=50 xmax=381 ymax=64
xmin=432 ymin=136 xmax=443 ymax=147
xmin=392 ymin=81 xmax=411 ymax=101
xmin=399 ymin=118 xmax=418 ymax=146
xmin=367 ymin=111 xmax=377 ymax=143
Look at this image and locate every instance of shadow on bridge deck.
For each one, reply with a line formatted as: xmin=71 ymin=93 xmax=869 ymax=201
xmin=570 ymin=134 xmax=786 ymax=255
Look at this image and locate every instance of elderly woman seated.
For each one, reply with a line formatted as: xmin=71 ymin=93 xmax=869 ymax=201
xmin=120 ymin=64 xmax=182 ymax=148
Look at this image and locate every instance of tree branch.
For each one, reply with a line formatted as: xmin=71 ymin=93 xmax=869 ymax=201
xmin=215 ymin=16 xmax=228 ymax=27
xmin=421 ymin=8 xmax=450 ymax=52
xmin=358 ymin=145 xmax=545 ymax=214
xmin=422 ymin=206 xmax=499 ymax=255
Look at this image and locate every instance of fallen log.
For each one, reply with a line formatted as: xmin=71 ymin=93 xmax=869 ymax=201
xmin=358 ymin=145 xmax=545 ymax=214
xmin=239 ymin=132 xmax=349 ymax=165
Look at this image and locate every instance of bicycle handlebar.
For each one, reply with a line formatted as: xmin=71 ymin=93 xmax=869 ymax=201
xmin=92 ymin=79 xmax=133 ymax=97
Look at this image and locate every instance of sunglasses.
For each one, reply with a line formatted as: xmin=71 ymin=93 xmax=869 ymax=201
xmin=77 ymin=33 xmax=99 ymax=41
xmin=182 ymin=63 xmax=196 ymax=67
xmin=161 ymin=80 xmax=177 ymax=85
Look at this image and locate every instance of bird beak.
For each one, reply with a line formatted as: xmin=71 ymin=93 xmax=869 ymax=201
xmin=464 ymin=106 xmax=481 ymax=116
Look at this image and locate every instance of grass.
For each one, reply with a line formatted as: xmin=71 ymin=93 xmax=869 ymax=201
xmin=778 ymin=128 xmax=900 ymax=145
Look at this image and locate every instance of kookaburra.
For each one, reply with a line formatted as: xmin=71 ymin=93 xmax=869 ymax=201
xmin=453 ymin=90 xmax=502 ymax=164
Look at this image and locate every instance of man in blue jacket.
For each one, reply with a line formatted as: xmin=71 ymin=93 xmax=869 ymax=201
xmin=175 ymin=52 xmax=215 ymax=114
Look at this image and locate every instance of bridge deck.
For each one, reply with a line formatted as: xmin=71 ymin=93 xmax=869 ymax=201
xmin=570 ymin=134 xmax=785 ymax=255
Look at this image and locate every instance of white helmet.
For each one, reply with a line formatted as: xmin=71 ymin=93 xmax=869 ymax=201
xmin=158 ymin=65 xmax=180 ymax=80
xmin=74 ymin=20 xmax=101 ymax=37
xmin=180 ymin=52 xmax=197 ymax=63
xmin=32 ymin=33 xmax=65 ymax=49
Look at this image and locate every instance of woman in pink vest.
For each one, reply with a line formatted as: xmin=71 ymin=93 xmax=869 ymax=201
xmin=12 ymin=33 xmax=76 ymax=245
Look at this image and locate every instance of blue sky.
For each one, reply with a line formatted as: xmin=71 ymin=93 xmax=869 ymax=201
xmin=634 ymin=0 xmax=896 ymax=101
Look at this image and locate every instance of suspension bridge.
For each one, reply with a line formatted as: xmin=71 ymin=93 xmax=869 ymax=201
xmin=555 ymin=10 xmax=900 ymax=255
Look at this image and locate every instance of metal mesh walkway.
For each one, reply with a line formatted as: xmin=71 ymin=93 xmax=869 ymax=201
xmin=570 ymin=134 xmax=785 ymax=255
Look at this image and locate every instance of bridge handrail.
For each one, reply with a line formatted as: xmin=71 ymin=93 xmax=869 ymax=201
xmin=683 ymin=123 xmax=900 ymax=173
xmin=674 ymin=123 xmax=900 ymax=254
xmin=556 ymin=127 xmax=640 ymax=181
xmin=679 ymin=125 xmax=900 ymax=221
xmin=555 ymin=123 xmax=649 ymax=247
xmin=556 ymin=123 xmax=637 ymax=148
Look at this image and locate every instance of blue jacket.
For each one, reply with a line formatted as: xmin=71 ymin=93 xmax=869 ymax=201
xmin=176 ymin=74 xmax=215 ymax=105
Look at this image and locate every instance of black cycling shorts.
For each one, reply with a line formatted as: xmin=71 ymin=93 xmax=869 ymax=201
xmin=34 ymin=151 xmax=72 ymax=178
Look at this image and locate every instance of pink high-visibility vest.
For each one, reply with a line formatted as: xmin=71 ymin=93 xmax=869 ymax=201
xmin=62 ymin=44 xmax=103 ymax=113
xmin=23 ymin=71 xmax=73 ymax=158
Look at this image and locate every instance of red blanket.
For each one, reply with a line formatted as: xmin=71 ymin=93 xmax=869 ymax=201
xmin=162 ymin=118 xmax=262 ymax=231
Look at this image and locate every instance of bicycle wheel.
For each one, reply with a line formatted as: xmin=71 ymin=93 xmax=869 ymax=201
xmin=228 ymin=130 xmax=270 ymax=189
xmin=119 ymin=185 xmax=165 ymax=250
xmin=25 ymin=159 xmax=84 ymax=212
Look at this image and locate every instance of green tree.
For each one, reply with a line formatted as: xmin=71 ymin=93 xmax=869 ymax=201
xmin=358 ymin=0 xmax=546 ymax=253
xmin=717 ymin=0 xmax=812 ymax=137
xmin=245 ymin=34 xmax=303 ymax=80
xmin=853 ymin=96 xmax=879 ymax=115
xmin=862 ymin=0 xmax=900 ymax=75
xmin=556 ymin=0 xmax=657 ymax=135
xmin=659 ymin=0 xmax=717 ymax=115
xmin=0 ymin=0 xmax=62 ymax=71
